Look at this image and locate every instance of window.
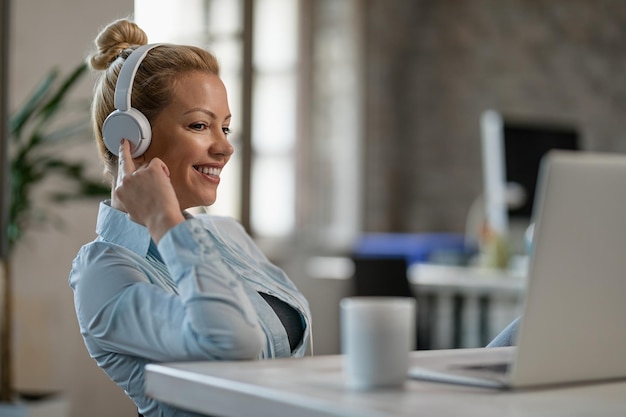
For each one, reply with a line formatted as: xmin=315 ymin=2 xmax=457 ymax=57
xmin=250 ymin=0 xmax=298 ymax=236
xmin=136 ymin=0 xmax=245 ymax=220
xmin=135 ymin=0 xmax=363 ymax=251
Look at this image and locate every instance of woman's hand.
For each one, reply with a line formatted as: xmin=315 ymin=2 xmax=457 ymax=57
xmin=114 ymin=139 xmax=185 ymax=243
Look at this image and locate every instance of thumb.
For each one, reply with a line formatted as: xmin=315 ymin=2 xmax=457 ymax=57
xmin=147 ymin=157 xmax=170 ymax=177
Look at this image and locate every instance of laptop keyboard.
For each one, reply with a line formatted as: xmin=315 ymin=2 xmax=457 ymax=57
xmin=458 ymin=362 xmax=510 ymax=374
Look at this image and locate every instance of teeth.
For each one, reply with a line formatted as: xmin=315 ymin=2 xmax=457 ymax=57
xmin=195 ymin=166 xmax=221 ymax=177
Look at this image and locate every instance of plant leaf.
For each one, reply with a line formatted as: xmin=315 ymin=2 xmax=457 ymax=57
xmin=9 ymin=70 xmax=58 ymax=139
xmin=7 ymin=62 xmax=109 ymax=254
xmin=37 ymin=63 xmax=88 ymax=124
xmin=40 ymin=120 xmax=91 ymax=144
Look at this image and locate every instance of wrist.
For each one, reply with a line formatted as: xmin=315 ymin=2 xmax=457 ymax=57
xmin=147 ymin=210 xmax=186 ymax=243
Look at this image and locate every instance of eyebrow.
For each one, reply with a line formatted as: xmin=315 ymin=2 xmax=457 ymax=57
xmin=185 ymin=108 xmax=232 ymax=122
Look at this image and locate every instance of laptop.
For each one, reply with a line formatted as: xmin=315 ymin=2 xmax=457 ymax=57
xmin=408 ymin=150 xmax=626 ymax=389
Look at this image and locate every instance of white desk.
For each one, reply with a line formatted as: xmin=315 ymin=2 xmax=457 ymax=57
xmin=408 ymin=263 xmax=526 ymax=295
xmin=306 ymin=257 xmax=526 ymax=294
xmin=145 ymin=348 xmax=626 ymax=417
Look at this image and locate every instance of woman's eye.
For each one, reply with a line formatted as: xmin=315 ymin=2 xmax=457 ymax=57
xmin=222 ymin=127 xmax=232 ymax=136
xmin=190 ymin=122 xmax=208 ymax=131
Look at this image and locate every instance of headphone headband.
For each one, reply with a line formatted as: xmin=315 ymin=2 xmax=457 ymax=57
xmin=114 ymin=43 xmax=163 ymax=112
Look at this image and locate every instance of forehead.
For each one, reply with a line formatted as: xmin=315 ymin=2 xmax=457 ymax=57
xmin=170 ymin=71 xmax=229 ymax=112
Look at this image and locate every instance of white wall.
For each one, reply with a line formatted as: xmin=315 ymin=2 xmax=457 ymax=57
xmin=9 ymin=1 xmax=138 ymax=416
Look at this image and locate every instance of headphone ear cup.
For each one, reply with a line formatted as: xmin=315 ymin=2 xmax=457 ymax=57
xmin=102 ymin=107 xmax=152 ymax=158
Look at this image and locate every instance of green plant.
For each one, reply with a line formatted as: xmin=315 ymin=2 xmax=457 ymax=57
xmin=1 ymin=63 xmax=109 ymax=401
xmin=8 ymin=62 xmax=109 ymax=252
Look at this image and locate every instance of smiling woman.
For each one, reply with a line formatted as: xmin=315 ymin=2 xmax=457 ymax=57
xmin=69 ymin=18 xmax=312 ymax=417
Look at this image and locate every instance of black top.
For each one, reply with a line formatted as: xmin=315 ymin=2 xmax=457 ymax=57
xmin=259 ymin=292 xmax=304 ymax=352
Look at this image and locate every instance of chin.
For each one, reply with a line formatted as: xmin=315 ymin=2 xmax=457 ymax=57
xmin=198 ymin=196 xmax=217 ymax=207
xmin=182 ymin=192 xmax=217 ymax=209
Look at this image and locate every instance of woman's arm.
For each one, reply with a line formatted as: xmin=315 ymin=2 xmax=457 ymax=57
xmin=70 ymin=219 xmax=265 ymax=362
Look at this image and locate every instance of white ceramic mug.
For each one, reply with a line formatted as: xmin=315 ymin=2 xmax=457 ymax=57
xmin=340 ymin=296 xmax=416 ymax=390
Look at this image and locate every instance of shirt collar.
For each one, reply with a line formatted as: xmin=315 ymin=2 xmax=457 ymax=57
xmin=95 ymin=201 xmax=152 ymax=257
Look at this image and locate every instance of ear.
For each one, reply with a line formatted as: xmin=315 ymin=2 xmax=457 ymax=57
xmin=134 ymin=154 xmax=147 ymax=165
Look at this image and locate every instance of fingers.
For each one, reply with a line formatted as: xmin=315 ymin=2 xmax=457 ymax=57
xmin=118 ymin=139 xmax=136 ymax=175
xmin=117 ymin=139 xmax=136 ymax=185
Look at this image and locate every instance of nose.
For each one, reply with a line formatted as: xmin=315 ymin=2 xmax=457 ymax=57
xmin=211 ymin=131 xmax=235 ymax=158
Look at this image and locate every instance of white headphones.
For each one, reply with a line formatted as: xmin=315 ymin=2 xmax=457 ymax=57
xmin=101 ymin=43 xmax=162 ymax=158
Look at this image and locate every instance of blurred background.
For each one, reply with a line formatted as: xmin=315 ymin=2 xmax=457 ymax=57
xmin=3 ymin=0 xmax=626 ymax=415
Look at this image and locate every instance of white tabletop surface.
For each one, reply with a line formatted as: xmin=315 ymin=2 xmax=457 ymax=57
xmin=305 ymin=256 xmax=527 ymax=296
xmin=408 ymin=263 xmax=526 ymax=295
xmin=145 ymin=347 xmax=626 ymax=417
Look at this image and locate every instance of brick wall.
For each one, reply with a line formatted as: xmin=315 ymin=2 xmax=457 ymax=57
xmin=362 ymin=0 xmax=626 ymax=233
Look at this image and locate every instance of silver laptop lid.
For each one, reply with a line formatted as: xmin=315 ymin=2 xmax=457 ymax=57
xmin=511 ymin=151 xmax=626 ymax=387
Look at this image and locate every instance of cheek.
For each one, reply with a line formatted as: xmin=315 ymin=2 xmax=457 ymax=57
xmin=167 ymin=162 xmax=191 ymax=185
xmin=157 ymin=145 xmax=188 ymax=171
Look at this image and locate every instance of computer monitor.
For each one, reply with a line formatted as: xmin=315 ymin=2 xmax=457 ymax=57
xmin=481 ymin=110 xmax=579 ymax=254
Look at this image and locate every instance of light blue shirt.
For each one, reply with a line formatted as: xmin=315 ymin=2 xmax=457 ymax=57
xmin=69 ymin=202 xmax=312 ymax=417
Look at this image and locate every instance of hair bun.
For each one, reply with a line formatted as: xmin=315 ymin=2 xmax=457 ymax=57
xmin=88 ymin=19 xmax=148 ymax=71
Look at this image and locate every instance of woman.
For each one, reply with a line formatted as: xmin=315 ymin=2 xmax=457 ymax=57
xmin=69 ymin=18 xmax=312 ymax=417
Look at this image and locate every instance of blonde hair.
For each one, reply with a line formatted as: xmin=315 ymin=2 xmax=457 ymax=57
xmin=87 ymin=18 xmax=220 ymax=184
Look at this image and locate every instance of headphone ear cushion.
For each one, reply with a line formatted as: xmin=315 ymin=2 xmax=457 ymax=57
xmin=102 ymin=107 xmax=152 ymax=158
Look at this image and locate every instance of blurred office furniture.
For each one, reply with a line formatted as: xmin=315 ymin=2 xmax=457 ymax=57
xmin=308 ymin=253 xmax=524 ymax=350
xmin=408 ymin=263 xmax=524 ymax=349
xmin=352 ymin=233 xmax=473 ymax=266
xmin=351 ymin=233 xmax=472 ymax=350
xmin=345 ymin=233 xmax=523 ymax=349
xmin=350 ymin=256 xmax=427 ymax=350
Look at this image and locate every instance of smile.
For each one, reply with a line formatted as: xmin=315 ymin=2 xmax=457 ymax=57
xmin=193 ymin=165 xmax=222 ymax=177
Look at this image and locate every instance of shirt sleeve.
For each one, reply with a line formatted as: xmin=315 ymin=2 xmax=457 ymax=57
xmin=70 ymin=218 xmax=265 ymax=362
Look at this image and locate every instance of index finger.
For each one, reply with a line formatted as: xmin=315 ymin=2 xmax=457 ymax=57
xmin=118 ymin=139 xmax=136 ymax=177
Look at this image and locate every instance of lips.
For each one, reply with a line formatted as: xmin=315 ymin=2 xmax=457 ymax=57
xmin=193 ymin=165 xmax=222 ymax=178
